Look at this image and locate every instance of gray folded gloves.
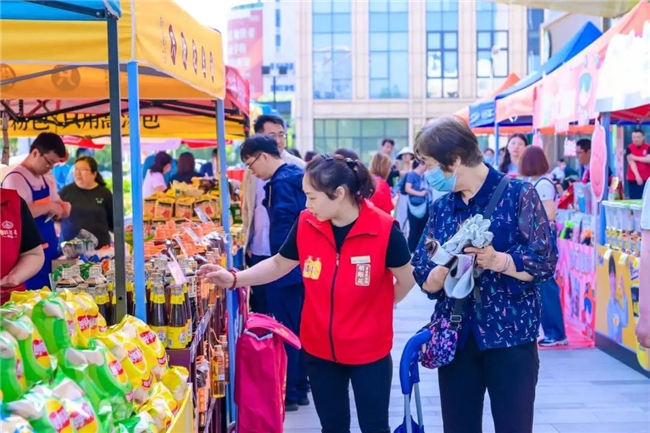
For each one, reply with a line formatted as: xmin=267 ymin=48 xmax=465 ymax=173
xmin=425 ymin=215 xmax=494 ymax=299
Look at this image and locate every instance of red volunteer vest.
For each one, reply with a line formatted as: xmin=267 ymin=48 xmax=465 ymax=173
xmin=0 ymin=189 xmax=26 ymax=304
xmin=296 ymin=202 xmax=395 ymax=365
xmin=627 ymin=143 xmax=650 ymax=181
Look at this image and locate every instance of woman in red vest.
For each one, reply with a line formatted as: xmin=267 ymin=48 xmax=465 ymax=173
xmin=200 ymin=154 xmax=414 ymax=433
xmin=0 ymin=188 xmax=45 ymax=304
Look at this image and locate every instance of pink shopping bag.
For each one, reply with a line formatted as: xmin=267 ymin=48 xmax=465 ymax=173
xmin=235 ymin=288 xmax=301 ymax=433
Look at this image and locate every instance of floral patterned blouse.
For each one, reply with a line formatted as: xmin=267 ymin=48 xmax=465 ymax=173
xmin=411 ymin=164 xmax=558 ymax=350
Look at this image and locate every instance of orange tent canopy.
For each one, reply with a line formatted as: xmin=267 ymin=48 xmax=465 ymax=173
xmin=454 ymin=74 xmax=520 ymax=124
xmin=472 ymin=124 xmax=595 ymax=136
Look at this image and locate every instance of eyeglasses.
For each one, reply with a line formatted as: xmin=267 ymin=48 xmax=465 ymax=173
xmin=74 ymin=168 xmax=92 ymax=174
xmin=39 ymin=152 xmax=58 ymax=168
xmin=246 ymin=153 xmax=263 ymax=170
xmin=267 ymin=132 xmax=286 ymax=140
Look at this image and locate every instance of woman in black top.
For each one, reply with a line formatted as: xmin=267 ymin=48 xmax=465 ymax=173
xmin=59 ymin=156 xmax=114 ymax=248
xmin=170 ymin=152 xmax=201 ymax=184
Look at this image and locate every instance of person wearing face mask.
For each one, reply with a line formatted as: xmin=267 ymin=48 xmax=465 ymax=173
xmin=483 ymin=148 xmax=495 ymax=165
xmin=2 ymin=132 xmax=71 ymax=290
xmin=59 ymin=156 xmax=114 ymax=249
xmin=198 ymin=153 xmax=414 ymax=433
xmin=411 ymin=117 xmax=557 ymax=433
xmin=404 ymin=160 xmax=429 ymax=252
xmin=142 ymin=152 xmax=173 ymax=198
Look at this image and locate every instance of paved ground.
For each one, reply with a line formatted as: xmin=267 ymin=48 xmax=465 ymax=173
xmin=284 ymin=289 xmax=650 ymax=433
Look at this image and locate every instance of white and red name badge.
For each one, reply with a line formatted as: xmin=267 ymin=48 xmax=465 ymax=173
xmin=0 ymin=220 xmax=18 ymax=239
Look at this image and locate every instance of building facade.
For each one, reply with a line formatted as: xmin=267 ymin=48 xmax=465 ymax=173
xmin=294 ymin=0 xmax=547 ymax=158
xmin=228 ymin=1 xmax=296 ymax=105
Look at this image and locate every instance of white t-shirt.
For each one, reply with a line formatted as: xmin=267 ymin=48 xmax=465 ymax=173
xmin=142 ymin=170 xmax=167 ymax=198
xmin=1 ymin=165 xmax=60 ymax=204
xmin=641 ymin=181 xmax=650 ymax=231
xmin=531 ymin=176 xmax=556 ymax=201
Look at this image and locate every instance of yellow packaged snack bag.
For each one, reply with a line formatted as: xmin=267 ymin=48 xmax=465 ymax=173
xmin=154 ymin=197 xmax=175 ymax=220
xmin=137 ymin=385 xmax=175 ymax=433
xmin=94 ymin=332 xmax=153 ymax=404
xmin=96 ymin=314 xmax=108 ymax=334
xmin=113 ymin=316 xmax=168 ymax=380
xmin=0 ymin=331 xmax=27 ymax=403
xmin=77 ymin=293 xmax=100 ymax=337
xmin=160 ymin=366 xmax=189 ymax=404
xmin=9 ymin=287 xmax=51 ymax=306
xmin=6 ymin=385 xmax=76 ymax=433
xmin=174 ymin=197 xmax=196 ymax=220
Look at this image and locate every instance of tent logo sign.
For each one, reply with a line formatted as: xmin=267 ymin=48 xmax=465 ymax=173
xmin=181 ymin=32 xmax=188 ymax=70
xmin=0 ymin=64 xmax=16 ymax=91
xmin=169 ymin=25 xmax=177 ymax=65
xmin=201 ymin=46 xmax=207 ymax=79
xmin=52 ymin=67 xmax=81 ymax=92
xmin=192 ymin=40 xmax=198 ymax=75
xmin=209 ymin=52 xmax=214 ymax=83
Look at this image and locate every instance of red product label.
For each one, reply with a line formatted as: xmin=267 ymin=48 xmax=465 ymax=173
xmin=69 ymin=402 xmax=95 ymax=430
xmin=67 ymin=320 xmax=76 ymax=337
xmin=77 ymin=315 xmax=90 ymax=332
xmin=127 ymin=347 xmax=144 ymax=364
xmin=49 ymin=407 xmax=72 ymax=432
xmin=16 ymin=357 xmax=24 ymax=381
xmin=32 ymin=339 xmax=48 ymax=359
xmin=108 ymin=359 xmax=125 ymax=377
xmin=157 ymin=356 xmax=167 ymax=366
xmin=139 ymin=329 xmax=157 ymax=345
xmin=142 ymin=373 xmax=153 ymax=388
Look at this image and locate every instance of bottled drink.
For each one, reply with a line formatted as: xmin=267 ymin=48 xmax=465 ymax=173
xmin=149 ymin=272 xmax=168 ymax=349
xmin=167 ymin=283 xmax=187 ymax=349
xmin=219 ymin=334 xmax=229 ymax=385
xmin=88 ymin=265 xmax=109 ymax=321
xmin=211 ymin=344 xmax=226 ymax=398
xmin=106 ymin=260 xmax=116 ymax=325
xmin=126 ymin=264 xmax=135 ymax=316
xmin=181 ymin=259 xmax=196 ymax=344
xmin=56 ymin=267 xmax=78 ymax=293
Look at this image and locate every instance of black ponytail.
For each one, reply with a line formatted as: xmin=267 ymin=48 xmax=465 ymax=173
xmin=306 ymin=154 xmax=376 ymax=203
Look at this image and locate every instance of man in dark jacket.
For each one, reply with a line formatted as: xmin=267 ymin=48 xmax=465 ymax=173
xmin=239 ymin=134 xmax=309 ymax=411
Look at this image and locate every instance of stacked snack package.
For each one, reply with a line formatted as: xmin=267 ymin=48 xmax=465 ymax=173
xmin=0 ymin=289 xmax=190 ymax=433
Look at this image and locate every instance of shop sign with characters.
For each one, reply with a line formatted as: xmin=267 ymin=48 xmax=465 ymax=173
xmin=595 ymin=21 xmax=650 ymax=113
xmin=595 ymin=246 xmax=650 ymax=372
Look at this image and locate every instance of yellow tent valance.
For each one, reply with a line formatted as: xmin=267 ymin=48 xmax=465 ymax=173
xmin=5 ymin=113 xmax=246 ymax=140
xmin=0 ymin=0 xmax=225 ymax=99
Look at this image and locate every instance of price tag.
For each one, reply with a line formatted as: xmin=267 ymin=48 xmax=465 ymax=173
xmin=194 ymin=207 xmax=211 ymax=224
xmin=183 ymin=226 xmax=203 ymax=244
xmin=174 ymin=236 xmax=189 ymax=257
xmin=167 ymin=251 xmax=187 ymax=285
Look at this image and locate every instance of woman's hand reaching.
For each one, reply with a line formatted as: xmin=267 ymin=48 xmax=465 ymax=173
xmin=197 ymin=264 xmax=235 ymax=288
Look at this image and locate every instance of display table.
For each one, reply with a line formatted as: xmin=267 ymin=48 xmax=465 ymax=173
xmin=595 ymin=199 xmax=649 ymax=376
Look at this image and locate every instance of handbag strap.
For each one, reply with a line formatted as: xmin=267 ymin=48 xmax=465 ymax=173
xmin=450 ymin=175 xmax=511 ymax=324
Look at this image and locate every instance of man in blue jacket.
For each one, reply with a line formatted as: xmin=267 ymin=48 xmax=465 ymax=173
xmin=239 ymin=134 xmax=309 ymax=412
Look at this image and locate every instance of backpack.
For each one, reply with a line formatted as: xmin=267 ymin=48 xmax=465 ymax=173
xmin=534 ymin=176 xmax=558 ymax=200
xmin=234 ymin=288 xmax=301 ymax=433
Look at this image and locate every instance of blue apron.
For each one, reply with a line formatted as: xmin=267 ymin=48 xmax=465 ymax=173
xmin=3 ymin=172 xmax=59 ymax=290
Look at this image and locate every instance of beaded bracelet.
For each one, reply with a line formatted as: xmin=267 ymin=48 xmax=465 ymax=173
xmin=228 ymin=269 xmax=238 ymax=289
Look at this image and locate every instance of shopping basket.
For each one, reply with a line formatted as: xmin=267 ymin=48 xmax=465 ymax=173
xmin=393 ymin=329 xmax=431 ymax=433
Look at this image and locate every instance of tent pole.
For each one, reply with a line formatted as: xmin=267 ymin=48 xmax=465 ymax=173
xmin=127 ymin=61 xmax=146 ymax=321
xmin=216 ymin=99 xmax=237 ymax=423
xmin=494 ymin=123 xmax=501 ymax=167
xmin=107 ymin=14 xmax=127 ymax=320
